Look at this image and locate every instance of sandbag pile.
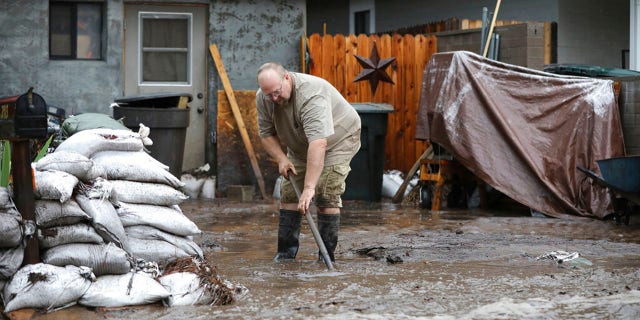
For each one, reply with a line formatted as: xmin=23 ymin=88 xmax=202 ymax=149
xmin=0 ymin=187 xmax=25 ymax=294
xmin=2 ymin=126 xmax=246 ymax=314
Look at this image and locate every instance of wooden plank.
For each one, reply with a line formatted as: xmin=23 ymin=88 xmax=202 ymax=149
xmin=217 ymin=90 xmax=280 ymax=196
xmin=322 ymin=34 xmax=335 ymax=84
xmin=333 ymin=34 xmax=346 ymax=94
xmin=403 ymin=34 xmax=416 ymax=172
xmin=356 ymin=34 xmax=371 ymax=102
xmin=483 ymin=0 xmax=502 ymax=57
xmin=300 ymin=35 xmax=306 ymax=73
xmin=308 ymin=33 xmax=323 ymax=77
xmin=209 ymin=44 xmax=268 ymax=200
xmin=390 ymin=33 xmax=404 ymax=170
xmin=345 ymin=34 xmax=358 ymax=102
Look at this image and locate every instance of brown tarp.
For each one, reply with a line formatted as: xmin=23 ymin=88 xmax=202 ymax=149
xmin=415 ymin=51 xmax=625 ymax=219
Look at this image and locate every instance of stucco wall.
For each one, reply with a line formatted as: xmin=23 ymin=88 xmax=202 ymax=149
xmin=0 ymin=0 xmax=123 ymax=113
xmin=557 ymin=0 xmax=629 ymax=68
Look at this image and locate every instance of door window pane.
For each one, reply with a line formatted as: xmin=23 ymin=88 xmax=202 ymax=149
xmin=140 ymin=13 xmax=191 ymax=84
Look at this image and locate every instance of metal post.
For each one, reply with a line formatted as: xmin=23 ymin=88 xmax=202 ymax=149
xmin=11 ymin=139 xmax=39 ymax=265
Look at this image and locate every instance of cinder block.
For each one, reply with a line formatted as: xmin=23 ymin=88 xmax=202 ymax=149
xmin=227 ymin=185 xmax=254 ymax=202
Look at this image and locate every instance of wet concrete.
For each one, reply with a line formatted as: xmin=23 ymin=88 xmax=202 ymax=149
xmin=6 ymin=198 xmax=640 ymax=319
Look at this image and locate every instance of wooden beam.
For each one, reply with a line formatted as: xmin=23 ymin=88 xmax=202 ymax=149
xmin=482 ymin=0 xmax=502 ymax=58
xmin=209 ymin=43 xmax=268 ymax=200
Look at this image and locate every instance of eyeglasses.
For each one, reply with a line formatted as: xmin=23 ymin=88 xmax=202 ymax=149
xmin=264 ymin=82 xmax=283 ymax=100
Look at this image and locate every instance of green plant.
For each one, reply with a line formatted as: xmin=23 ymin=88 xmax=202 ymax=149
xmin=0 ymin=135 xmax=54 ymax=188
xmin=1 ymin=140 xmax=10 ymax=187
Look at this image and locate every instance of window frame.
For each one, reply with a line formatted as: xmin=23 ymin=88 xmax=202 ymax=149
xmin=137 ymin=11 xmax=193 ymax=86
xmin=49 ymin=0 xmax=104 ymax=61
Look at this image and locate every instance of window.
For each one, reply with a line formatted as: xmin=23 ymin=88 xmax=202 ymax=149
xmin=49 ymin=1 xmax=103 ymax=60
xmin=139 ymin=12 xmax=191 ymax=84
xmin=354 ymin=10 xmax=370 ymax=34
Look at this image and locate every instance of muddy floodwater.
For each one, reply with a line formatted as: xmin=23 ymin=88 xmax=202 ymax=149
xmin=8 ymin=198 xmax=640 ymax=319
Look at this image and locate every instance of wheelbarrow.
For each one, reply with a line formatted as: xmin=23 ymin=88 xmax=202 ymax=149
xmin=577 ymin=156 xmax=640 ymax=225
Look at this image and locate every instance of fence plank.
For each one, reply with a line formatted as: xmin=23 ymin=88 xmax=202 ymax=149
xmin=309 ymin=33 xmax=323 ymax=77
xmin=322 ymin=34 xmax=335 ymax=85
xmin=334 ymin=34 xmax=346 ymax=94
xmin=390 ymin=34 xmax=405 ymax=170
xmin=345 ymin=34 xmax=358 ymax=102
xmin=356 ymin=34 xmax=371 ymax=102
xmin=403 ymin=34 xmax=417 ymax=171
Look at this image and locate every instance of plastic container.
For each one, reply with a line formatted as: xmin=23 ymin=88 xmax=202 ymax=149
xmin=343 ymin=103 xmax=394 ymax=202
xmin=112 ymin=105 xmax=189 ymax=178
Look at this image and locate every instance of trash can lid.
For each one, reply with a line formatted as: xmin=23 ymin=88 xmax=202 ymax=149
xmin=114 ymin=92 xmax=193 ymax=108
xmin=543 ymin=64 xmax=640 ymax=78
xmin=351 ymin=103 xmax=394 ymax=113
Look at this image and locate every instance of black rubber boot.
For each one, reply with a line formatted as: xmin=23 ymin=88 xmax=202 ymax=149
xmin=317 ymin=213 xmax=340 ymax=262
xmin=273 ymin=209 xmax=302 ymax=261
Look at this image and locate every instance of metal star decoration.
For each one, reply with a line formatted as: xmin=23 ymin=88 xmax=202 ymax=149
xmin=353 ymin=42 xmax=396 ymax=96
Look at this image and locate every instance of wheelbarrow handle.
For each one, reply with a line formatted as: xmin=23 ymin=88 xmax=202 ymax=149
xmin=286 ymin=172 xmax=335 ymax=271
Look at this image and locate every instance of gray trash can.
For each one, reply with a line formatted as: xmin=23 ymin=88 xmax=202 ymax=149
xmin=113 ymin=93 xmax=191 ymax=177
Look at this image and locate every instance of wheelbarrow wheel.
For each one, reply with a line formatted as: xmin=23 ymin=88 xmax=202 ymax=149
xmin=420 ymin=185 xmax=432 ymax=209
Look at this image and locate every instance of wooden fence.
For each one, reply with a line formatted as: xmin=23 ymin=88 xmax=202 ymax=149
xmin=305 ymin=33 xmax=437 ymax=173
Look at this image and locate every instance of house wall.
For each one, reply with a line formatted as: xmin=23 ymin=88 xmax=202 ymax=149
xmin=0 ymin=0 xmax=123 ymax=113
xmin=307 ymin=0 xmax=349 ymax=35
xmin=557 ymin=0 xmax=629 ymax=68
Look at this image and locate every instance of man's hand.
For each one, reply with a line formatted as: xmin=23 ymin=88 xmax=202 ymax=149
xmin=280 ymin=161 xmax=296 ymax=178
xmin=298 ymin=187 xmax=315 ymax=213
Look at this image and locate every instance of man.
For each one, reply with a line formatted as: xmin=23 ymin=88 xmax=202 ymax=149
xmin=256 ymin=62 xmax=361 ymax=262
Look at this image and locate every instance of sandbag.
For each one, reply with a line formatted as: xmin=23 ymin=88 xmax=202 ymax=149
xmin=127 ymin=238 xmax=190 ymax=266
xmin=61 ymin=112 xmax=129 ymax=138
xmin=125 ymin=225 xmax=203 ymax=258
xmin=35 ymin=199 xmax=91 ymax=228
xmin=91 ymin=150 xmax=183 ymax=188
xmin=35 ymin=151 xmax=94 ymax=181
xmin=2 ymin=263 xmax=94 ymax=313
xmin=117 ymin=202 xmax=201 ymax=236
xmin=42 ymin=243 xmax=132 ymax=276
xmin=111 ymin=180 xmax=188 ymax=206
xmin=0 ymin=186 xmax=12 ymax=208
xmin=54 ymin=128 xmax=147 ymax=158
xmin=78 ymin=272 xmax=170 ymax=308
xmin=38 ymin=223 xmax=104 ymax=249
xmin=76 ymin=194 xmax=128 ymax=251
xmin=34 ymin=170 xmax=79 ymax=203
xmin=0 ymin=211 xmax=22 ymax=248
xmin=92 ymin=149 xmax=170 ymax=171
xmin=159 ymin=272 xmax=210 ymax=306
xmin=0 ymin=244 xmax=23 ymax=280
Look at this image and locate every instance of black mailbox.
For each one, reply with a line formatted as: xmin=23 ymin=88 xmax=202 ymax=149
xmin=0 ymin=88 xmax=48 ymax=140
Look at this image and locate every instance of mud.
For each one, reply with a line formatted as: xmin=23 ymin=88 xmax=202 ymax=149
xmin=5 ymin=198 xmax=640 ymax=319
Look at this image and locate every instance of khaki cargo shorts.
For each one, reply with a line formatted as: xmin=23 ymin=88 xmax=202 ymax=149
xmin=280 ymin=162 xmax=352 ymax=208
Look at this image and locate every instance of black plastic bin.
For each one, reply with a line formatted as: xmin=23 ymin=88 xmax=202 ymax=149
xmin=113 ymin=93 xmax=191 ymax=178
xmin=343 ymin=103 xmax=394 ymax=202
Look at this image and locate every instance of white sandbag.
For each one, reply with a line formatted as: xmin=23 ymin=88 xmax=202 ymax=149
xmin=117 ymin=202 xmax=201 ymax=236
xmin=78 ymin=271 xmax=170 ymax=308
xmin=34 ymin=170 xmax=79 ymax=203
xmin=79 ymin=177 xmax=113 ymax=201
xmin=2 ymin=263 xmax=94 ymax=313
xmin=0 ymin=244 xmax=23 ymax=280
xmin=76 ymin=194 xmax=128 ymax=251
xmin=200 ymin=176 xmax=216 ymax=199
xmin=93 ymin=149 xmax=169 ymax=171
xmin=42 ymin=243 xmax=132 ymax=276
xmin=1 ymin=186 xmax=12 ymax=208
xmin=0 ymin=211 xmax=22 ymax=248
xmin=35 ymin=199 xmax=91 ymax=228
xmin=125 ymin=225 xmax=203 ymax=259
xmin=54 ymin=128 xmax=146 ymax=158
xmin=159 ymin=272 xmax=210 ymax=306
xmin=127 ymin=238 xmax=190 ymax=266
xmin=91 ymin=150 xmax=184 ymax=188
xmin=35 ymin=151 xmax=94 ymax=181
xmin=110 ymin=180 xmax=188 ymax=206
xmin=38 ymin=223 xmax=104 ymax=249
xmin=180 ymin=173 xmax=205 ymax=199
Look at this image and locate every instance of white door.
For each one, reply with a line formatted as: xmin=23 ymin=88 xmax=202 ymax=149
xmin=124 ymin=4 xmax=207 ymax=172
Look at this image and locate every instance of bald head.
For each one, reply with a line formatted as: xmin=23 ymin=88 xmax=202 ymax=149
xmin=257 ymin=62 xmax=291 ymax=105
